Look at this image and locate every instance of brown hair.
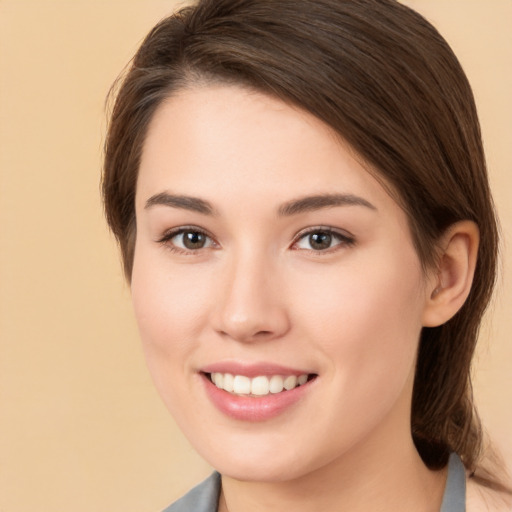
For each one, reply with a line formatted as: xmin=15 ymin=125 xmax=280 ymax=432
xmin=103 ymin=0 xmax=502 ymax=485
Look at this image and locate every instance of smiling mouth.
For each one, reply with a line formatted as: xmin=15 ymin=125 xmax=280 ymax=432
xmin=205 ymin=372 xmax=317 ymax=397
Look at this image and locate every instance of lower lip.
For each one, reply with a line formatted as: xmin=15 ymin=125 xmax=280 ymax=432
xmin=201 ymin=374 xmax=315 ymax=422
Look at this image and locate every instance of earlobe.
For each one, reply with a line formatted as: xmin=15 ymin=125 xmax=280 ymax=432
xmin=422 ymin=221 xmax=480 ymax=327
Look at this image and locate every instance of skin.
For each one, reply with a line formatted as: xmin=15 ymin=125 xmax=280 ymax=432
xmin=131 ymin=84 xmax=482 ymax=511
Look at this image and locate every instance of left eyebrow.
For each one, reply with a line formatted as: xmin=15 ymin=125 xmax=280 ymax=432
xmin=278 ymin=193 xmax=377 ymax=216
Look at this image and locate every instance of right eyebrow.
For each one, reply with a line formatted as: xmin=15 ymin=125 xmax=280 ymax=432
xmin=144 ymin=192 xmax=216 ymax=216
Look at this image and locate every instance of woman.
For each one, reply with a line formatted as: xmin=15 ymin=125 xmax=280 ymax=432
xmin=102 ymin=0 xmax=511 ymax=510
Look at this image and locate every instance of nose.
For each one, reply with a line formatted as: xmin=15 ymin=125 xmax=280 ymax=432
xmin=211 ymin=251 xmax=291 ymax=343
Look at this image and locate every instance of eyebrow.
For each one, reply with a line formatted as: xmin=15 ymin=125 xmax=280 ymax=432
xmin=145 ymin=192 xmax=216 ymax=215
xmin=277 ymin=193 xmax=377 ymax=216
xmin=144 ymin=191 xmax=376 ymax=216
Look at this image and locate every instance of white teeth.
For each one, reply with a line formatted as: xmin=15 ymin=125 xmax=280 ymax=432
xmin=251 ymin=376 xmax=270 ymax=396
xmin=210 ymin=372 xmax=310 ymax=396
xmin=283 ymin=375 xmax=297 ymax=390
xmin=298 ymin=374 xmax=308 ymax=386
xmin=213 ymin=373 xmax=223 ymax=389
xmin=233 ymin=375 xmax=251 ymax=394
xmin=223 ymin=373 xmax=234 ymax=392
xmin=269 ymin=375 xmax=284 ymax=393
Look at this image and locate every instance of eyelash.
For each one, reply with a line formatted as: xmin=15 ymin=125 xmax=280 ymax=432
xmin=156 ymin=226 xmax=355 ymax=255
xmin=156 ymin=226 xmax=218 ymax=255
xmin=291 ymin=227 xmax=356 ymax=253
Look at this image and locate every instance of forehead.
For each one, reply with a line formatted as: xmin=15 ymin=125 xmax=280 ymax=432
xmin=137 ymin=84 xmax=396 ymax=215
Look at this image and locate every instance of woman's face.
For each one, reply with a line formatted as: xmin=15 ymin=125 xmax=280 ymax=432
xmin=132 ymin=85 xmax=432 ymax=482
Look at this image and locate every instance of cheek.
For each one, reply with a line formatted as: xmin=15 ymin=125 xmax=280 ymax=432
xmin=130 ymin=246 xmax=212 ymax=371
xmin=290 ymin=248 xmax=426 ymax=385
xmin=130 ymin=246 xmax=220 ymax=424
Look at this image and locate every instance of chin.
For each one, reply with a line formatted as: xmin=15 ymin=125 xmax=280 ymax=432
xmin=214 ymin=460 xmax=306 ymax=483
xmin=195 ymin=438 xmax=328 ymax=483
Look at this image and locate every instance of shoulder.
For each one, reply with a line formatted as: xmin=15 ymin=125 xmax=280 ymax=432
xmin=162 ymin=472 xmax=221 ymax=512
xmin=466 ymin=477 xmax=512 ymax=512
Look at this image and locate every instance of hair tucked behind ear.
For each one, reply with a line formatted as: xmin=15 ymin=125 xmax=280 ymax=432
xmin=103 ymin=0 xmax=507 ymax=490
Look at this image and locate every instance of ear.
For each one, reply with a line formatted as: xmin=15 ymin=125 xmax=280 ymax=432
xmin=422 ymin=221 xmax=479 ymax=327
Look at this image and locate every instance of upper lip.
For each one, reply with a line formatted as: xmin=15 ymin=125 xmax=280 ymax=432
xmin=200 ymin=361 xmax=314 ymax=378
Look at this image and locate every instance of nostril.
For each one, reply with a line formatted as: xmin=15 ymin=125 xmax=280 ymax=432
xmin=254 ymin=330 xmax=273 ymax=337
xmin=217 ymin=328 xmax=277 ymax=343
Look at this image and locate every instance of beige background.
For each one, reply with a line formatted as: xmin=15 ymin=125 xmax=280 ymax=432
xmin=0 ymin=1 xmax=510 ymax=511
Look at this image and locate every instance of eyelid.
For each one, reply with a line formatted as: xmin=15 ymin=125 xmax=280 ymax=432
xmin=291 ymin=226 xmax=356 ymax=251
xmin=156 ymin=225 xmax=219 ymax=252
xmin=155 ymin=224 xmax=354 ymax=254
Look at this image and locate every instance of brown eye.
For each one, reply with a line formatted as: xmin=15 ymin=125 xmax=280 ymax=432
xmin=160 ymin=228 xmax=215 ymax=252
xmin=181 ymin=230 xmax=208 ymax=249
xmin=308 ymin=232 xmax=332 ymax=250
xmin=293 ymin=228 xmax=355 ymax=252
